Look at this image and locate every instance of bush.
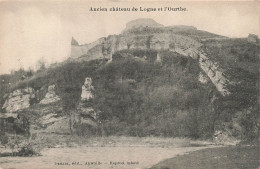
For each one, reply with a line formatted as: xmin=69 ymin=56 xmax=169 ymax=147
xmin=17 ymin=143 xmax=39 ymax=156
xmin=0 ymin=133 xmax=8 ymax=146
xmin=74 ymin=123 xmax=98 ymax=137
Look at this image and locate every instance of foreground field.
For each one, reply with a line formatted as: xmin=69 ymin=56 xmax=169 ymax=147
xmin=0 ymin=136 xmax=216 ymax=169
xmin=0 ymin=146 xmax=212 ymax=169
xmin=151 ymin=145 xmax=259 ymax=169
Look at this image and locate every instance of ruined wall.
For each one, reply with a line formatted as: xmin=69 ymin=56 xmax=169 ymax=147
xmin=70 ymin=37 xmax=106 ymax=59
xmin=70 ymin=31 xmax=230 ymax=96
xmin=71 ymin=45 xmax=91 ymax=58
xmin=70 ymin=33 xmax=200 ymax=60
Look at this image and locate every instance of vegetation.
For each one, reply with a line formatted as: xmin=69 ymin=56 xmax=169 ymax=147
xmin=112 ymin=49 xmax=157 ymax=61
xmin=0 ymin=132 xmax=38 ymax=157
xmin=151 ymin=145 xmax=259 ymax=169
xmin=202 ymin=38 xmax=259 ymax=74
xmin=201 ymin=38 xmax=259 ymax=140
xmin=0 ymin=43 xmax=258 ymax=140
xmin=16 ymin=143 xmax=39 ymax=157
xmin=90 ymin=50 xmax=219 ymax=138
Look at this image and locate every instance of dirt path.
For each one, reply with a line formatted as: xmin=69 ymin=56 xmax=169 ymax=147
xmin=0 ymin=146 xmax=215 ymax=169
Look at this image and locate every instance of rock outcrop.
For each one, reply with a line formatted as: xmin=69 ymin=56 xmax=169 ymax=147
xmin=38 ymin=113 xmax=70 ymax=134
xmin=81 ymin=78 xmax=94 ymax=101
xmin=199 ymin=52 xmax=230 ymax=95
xmin=27 ymin=103 xmax=64 ymax=134
xmin=40 ymin=85 xmax=61 ymax=104
xmin=74 ymin=77 xmax=97 ymax=130
xmin=2 ymin=87 xmax=35 ymax=113
xmin=44 ymin=117 xmax=70 ymax=134
xmin=198 ymin=72 xmax=209 ymax=84
xmin=76 ymin=106 xmax=97 ymax=124
xmin=213 ymin=130 xmax=240 ymax=145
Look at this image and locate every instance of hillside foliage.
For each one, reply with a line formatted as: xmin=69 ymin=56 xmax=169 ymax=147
xmin=0 ymin=45 xmax=258 ymax=140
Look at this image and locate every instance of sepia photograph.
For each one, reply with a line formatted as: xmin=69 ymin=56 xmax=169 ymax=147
xmin=0 ymin=0 xmax=259 ymax=169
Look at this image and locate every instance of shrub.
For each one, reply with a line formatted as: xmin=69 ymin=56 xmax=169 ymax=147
xmin=74 ymin=123 xmax=98 ymax=137
xmin=17 ymin=143 xmax=39 ymax=156
xmin=0 ymin=133 xmax=8 ymax=146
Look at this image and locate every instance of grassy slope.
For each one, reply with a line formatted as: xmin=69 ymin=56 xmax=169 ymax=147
xmin=151 ymin=145 xmax=259 ymax=169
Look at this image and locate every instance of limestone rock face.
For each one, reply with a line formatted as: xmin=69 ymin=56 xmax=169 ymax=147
xmin=41 ymin=113 xmax=63 ymax=126
xmin=45 ymin=117 xmax=70 ymax=134
xmin=28 ymin=103 xmax=64 ymax=134
xmin=77 ymin=104 xmax=97 ymax=120
xmin=198 ymin=72 xmax=209 ymax=84
xmin=40 ymin=85 xmax=61 ymax=104
xmin=2 ymin=87 xmax=35 ymax=113
xmin=213 ymin=130 xmax=240 ymax=145
xmin=39 ymin=113 xmax=70 ymax=134
xmin=75 ymin=77 xmax=97 ymax=129
xmin=81 ymin=78 xmax=94 ymax=101
xmin=74 ymin=106 xmax=98 ymax=130
xmin=199 ymin=53 xmax=230 ymax=96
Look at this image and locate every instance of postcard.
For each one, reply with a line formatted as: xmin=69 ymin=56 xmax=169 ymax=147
xmin=0 ymin=0 xmax=259 ymax=169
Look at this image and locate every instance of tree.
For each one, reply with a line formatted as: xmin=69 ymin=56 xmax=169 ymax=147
xmin=36 ymin=58 xmax=47 ymax=72
xmin=56 ymin=64 xmax=82 ymax=135
xmin=61 ymin=89 xmax=79 ymax=135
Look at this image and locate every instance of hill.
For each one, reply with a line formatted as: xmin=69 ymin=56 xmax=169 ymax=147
xmin=0 ymin=18 xmax=259 ymax=145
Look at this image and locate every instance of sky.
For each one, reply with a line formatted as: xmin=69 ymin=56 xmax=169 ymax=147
xmin=0 ymin=1 xmax=259 ymax=74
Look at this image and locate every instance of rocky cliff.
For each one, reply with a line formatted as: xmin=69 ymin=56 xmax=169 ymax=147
xmin=198 ymin=52 xmax=229 ymax=95
xmin=2 ymin=87 xmax=35 ymax=113
xmin=2 ymin=84 xmax=61 ymax=113
xmin=1 ymin=78 xmax=97 ymax=135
